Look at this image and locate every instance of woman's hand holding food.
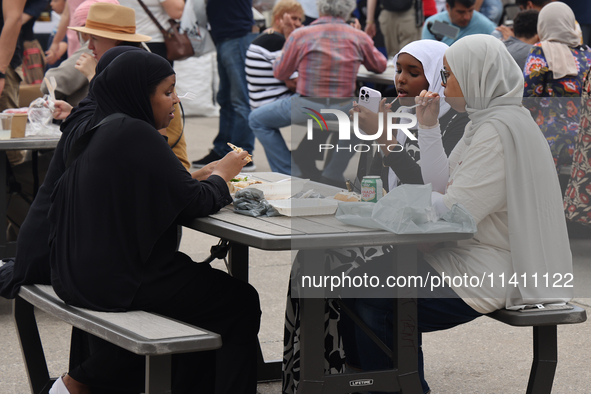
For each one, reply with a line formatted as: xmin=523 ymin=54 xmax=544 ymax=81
xmin=212 ymin=151 xmax=250 ymax=182
xmin=415 ymin=90 xmax=440 ymax=128
xmin=52 ymin=100 xmax=73 ymax=120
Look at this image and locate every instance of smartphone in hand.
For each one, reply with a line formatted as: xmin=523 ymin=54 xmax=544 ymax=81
xmin=358 ymin=86 xmax=382 ymax=113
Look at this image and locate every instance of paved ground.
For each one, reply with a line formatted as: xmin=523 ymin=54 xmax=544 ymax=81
xmin=1 ymin=115 xmax=590 ymax=393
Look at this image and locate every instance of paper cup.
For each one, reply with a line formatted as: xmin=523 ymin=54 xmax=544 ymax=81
xmin=0 ymin=113 xmax=13 ymax=140
xmin=11 ymin=113 xmax=27 ymax=138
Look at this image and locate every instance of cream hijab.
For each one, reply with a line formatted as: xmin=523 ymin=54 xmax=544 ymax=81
xmin=538 ymin=2 xmax=581 ymax=79
xmin=446 ymin=35 xmax=572 ymax=308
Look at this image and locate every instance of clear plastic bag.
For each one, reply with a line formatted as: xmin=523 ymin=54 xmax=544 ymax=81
xmin=27 ymin=95 xmax=54 ymax=134
xmin=335 ymin=184 xmax=476 ymax=234
xmin=233 ymin=188 xmax=280 ymax=217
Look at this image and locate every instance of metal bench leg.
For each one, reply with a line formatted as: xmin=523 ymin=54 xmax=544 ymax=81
xmin=526 ymin=325 xmax=557 ymax=394
xmin=145 ymin=354 xmax=172 ymax=394
xmin=13 ymin=296 xmax=51 ymax=394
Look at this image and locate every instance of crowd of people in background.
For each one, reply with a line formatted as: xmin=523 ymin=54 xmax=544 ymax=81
xmin=0 ymin=0 xmax=591 ymax=393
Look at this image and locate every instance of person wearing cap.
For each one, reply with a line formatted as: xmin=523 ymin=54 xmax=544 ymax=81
xmin=44 ymin=1 xmax=191 ymax=169
xmin=68 ymin=2 xmax=152 ymax=81
xmin=42 ymin=1 xmax=149 ymax=107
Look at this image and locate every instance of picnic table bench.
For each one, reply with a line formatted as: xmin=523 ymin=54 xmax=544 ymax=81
xmin=487 ymin=305 xmax=587 ymax=394
xmin=14 ymin=284 xmax=221 ymax=394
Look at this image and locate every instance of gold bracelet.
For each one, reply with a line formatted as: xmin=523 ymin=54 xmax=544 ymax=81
xmin=366 ymin=20 xmax=374 ymax=25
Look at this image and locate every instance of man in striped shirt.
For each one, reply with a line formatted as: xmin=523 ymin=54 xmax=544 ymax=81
xmin=248 ymin=0 xmax=387 ymax=178
xmin=245 ymin=0 xmax=304 ymax=109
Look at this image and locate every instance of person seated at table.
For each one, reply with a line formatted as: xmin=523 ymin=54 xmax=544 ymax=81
xmin=282 ymin=38 xmax=470 ymax=394
xmin=422 ymin=0 xmax=496 ymax=46
xmin=502 ymin=10 xmax=539 ymax=70
xmin=44 ymin=50 xmax=261 ymax=394
xmin=248 ymin=0 xmax=387 ymax=183
xmin=245 ymin=0 xmax=303 ymax=110
xmin=46 ymin=1 xmax=191 ymax=169
xmin=41 ymin=0 xmax=126 ymax=107
xmin=342 ymin=34 xmax=572 ymax=393
xmin=351 ymin=39 xmax=469 ymax=192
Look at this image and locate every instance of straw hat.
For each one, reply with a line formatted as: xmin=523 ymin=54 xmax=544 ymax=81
xmin=68 ymin=3 xmax=151 ymax=42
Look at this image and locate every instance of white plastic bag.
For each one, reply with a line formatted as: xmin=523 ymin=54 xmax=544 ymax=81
xmin=335 ymin=184 xmax=476 ymax=234
xmin=174 ymin=53 xmax=219 ymax=116
xmin=180 ymin=0 xmax=216 ymax=57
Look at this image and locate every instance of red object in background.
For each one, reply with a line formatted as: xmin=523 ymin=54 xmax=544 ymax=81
xmin=423 ymin=0 xmax=438 ymax=18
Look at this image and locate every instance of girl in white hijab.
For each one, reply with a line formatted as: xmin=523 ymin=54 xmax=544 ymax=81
xmin=353 ymin=39 xmax=469 ymax=191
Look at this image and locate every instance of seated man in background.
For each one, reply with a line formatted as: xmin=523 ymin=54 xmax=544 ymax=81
xmin=422 ymin=0 xmax=496 ymax=45
xmin=245 ymin=0 xmax=303 ymax=110
xmin=503 ymin=10 xmax=539 ymax=70
xmin=249 ymin=0 xmax=387 ymax=184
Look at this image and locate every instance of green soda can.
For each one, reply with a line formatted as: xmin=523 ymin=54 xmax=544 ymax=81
xmin=361 ymin=176 xmax=383 ymax=202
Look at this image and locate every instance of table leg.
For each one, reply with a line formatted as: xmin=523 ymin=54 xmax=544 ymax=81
xmin=0 ymin=152 xmax=8 ymax=258
xmin=227 ymin=241 xmax=282 ymax=382
xmin=13 ymin=296 xmax=51 ymax=394
xmin=395 ymin=244 xmax=422 ymax=393
xmin=296 ymin=249 xmax=325 ymax=394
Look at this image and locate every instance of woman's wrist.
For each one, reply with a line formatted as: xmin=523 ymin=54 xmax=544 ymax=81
xmin=419 ymin=121 xmax=439 ymax=129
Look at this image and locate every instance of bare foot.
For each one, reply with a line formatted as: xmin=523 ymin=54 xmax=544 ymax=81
xmin=62 ymin=374 xmax=92 ymax=394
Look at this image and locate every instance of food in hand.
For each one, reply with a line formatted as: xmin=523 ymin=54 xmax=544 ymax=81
xmin=333 ymin=191 xmax=361 ymax=202
xmin=227 ymin=176 xmax=263 ymax=194
xmin=227 ymin=142 xmax=253 ymax=163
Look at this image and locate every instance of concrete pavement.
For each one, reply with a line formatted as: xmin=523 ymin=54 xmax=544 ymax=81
xmin=1 ymin=115 xmax=590 ymax=393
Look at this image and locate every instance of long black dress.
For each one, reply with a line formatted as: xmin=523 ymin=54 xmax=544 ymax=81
xmin=48 ymin=51 xmax=261 ymax=393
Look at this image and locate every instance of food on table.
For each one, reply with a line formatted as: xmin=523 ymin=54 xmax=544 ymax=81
xmin=333 ymin=191 xmax=361 ymax=202
xmin=227 ymin=142 xmax=253 ymax=163
xmin=227 ymin=176 xmax=263 ymax=194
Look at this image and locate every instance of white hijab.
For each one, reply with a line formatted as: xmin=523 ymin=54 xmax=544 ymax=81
xmin=446 ymin=35 xmax=572 ymax=308
xmin=393 ymin=39 xmax=451 ymax=120
xmin=388 ymin=40 xmax=451 ymax=190
xmin=538 ymin=2 xmax=580 ymax=79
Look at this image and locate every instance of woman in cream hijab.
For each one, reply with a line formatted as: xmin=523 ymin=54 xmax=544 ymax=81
xmin=523 ymin=2 xmax=591 ymax=171
xmin=347 ymin=34 xmax=573 ymax=393
xmin=402 ymin=33 xmax=572 ymax=392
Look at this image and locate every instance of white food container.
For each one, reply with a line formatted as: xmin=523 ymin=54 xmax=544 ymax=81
xmin=246 ymin=178 xmax=308 ymax=200
xmin=267 ymin=199 xmax=339 ymax=217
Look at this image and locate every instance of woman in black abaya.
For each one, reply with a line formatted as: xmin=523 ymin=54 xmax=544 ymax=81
xmin=48 ymin=51 xmax=261 ymax=394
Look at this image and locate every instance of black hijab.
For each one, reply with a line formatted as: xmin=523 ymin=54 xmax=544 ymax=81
xmin=90 ymin=50 xmax=174 ymax=128
xmin=61 ymin=46 xmax=145 ymax=150
xmin=48 ymin=51 xmax=202 ymax=311
xmin=0 ymin=46 xmax=144 ymax=299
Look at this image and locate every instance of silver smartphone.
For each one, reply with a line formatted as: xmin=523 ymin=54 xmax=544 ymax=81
xmin=430 ymin=20 xmax=460 ymax=40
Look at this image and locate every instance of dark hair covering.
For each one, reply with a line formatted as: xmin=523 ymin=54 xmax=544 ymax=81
xmin=446 ymin=0 xmax=476 ymax=8
xmin=0 ymin=46 xmax=144 ymax=299
xmin=513 ymin=9 xmax=539 ymax=39
xmin=47 ymin=51 xmax=208 ymax=311
xmin=90 ymin=50 xmax=174 ymax=129
xmin=61 ymin=46 xmax=144 ymax=136
xmin=515 ymin=0 xmax=551 ymax=8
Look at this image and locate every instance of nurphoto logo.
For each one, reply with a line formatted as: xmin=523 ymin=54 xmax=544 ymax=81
xmin=304 ymin=109 xmax=418 ymax=153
